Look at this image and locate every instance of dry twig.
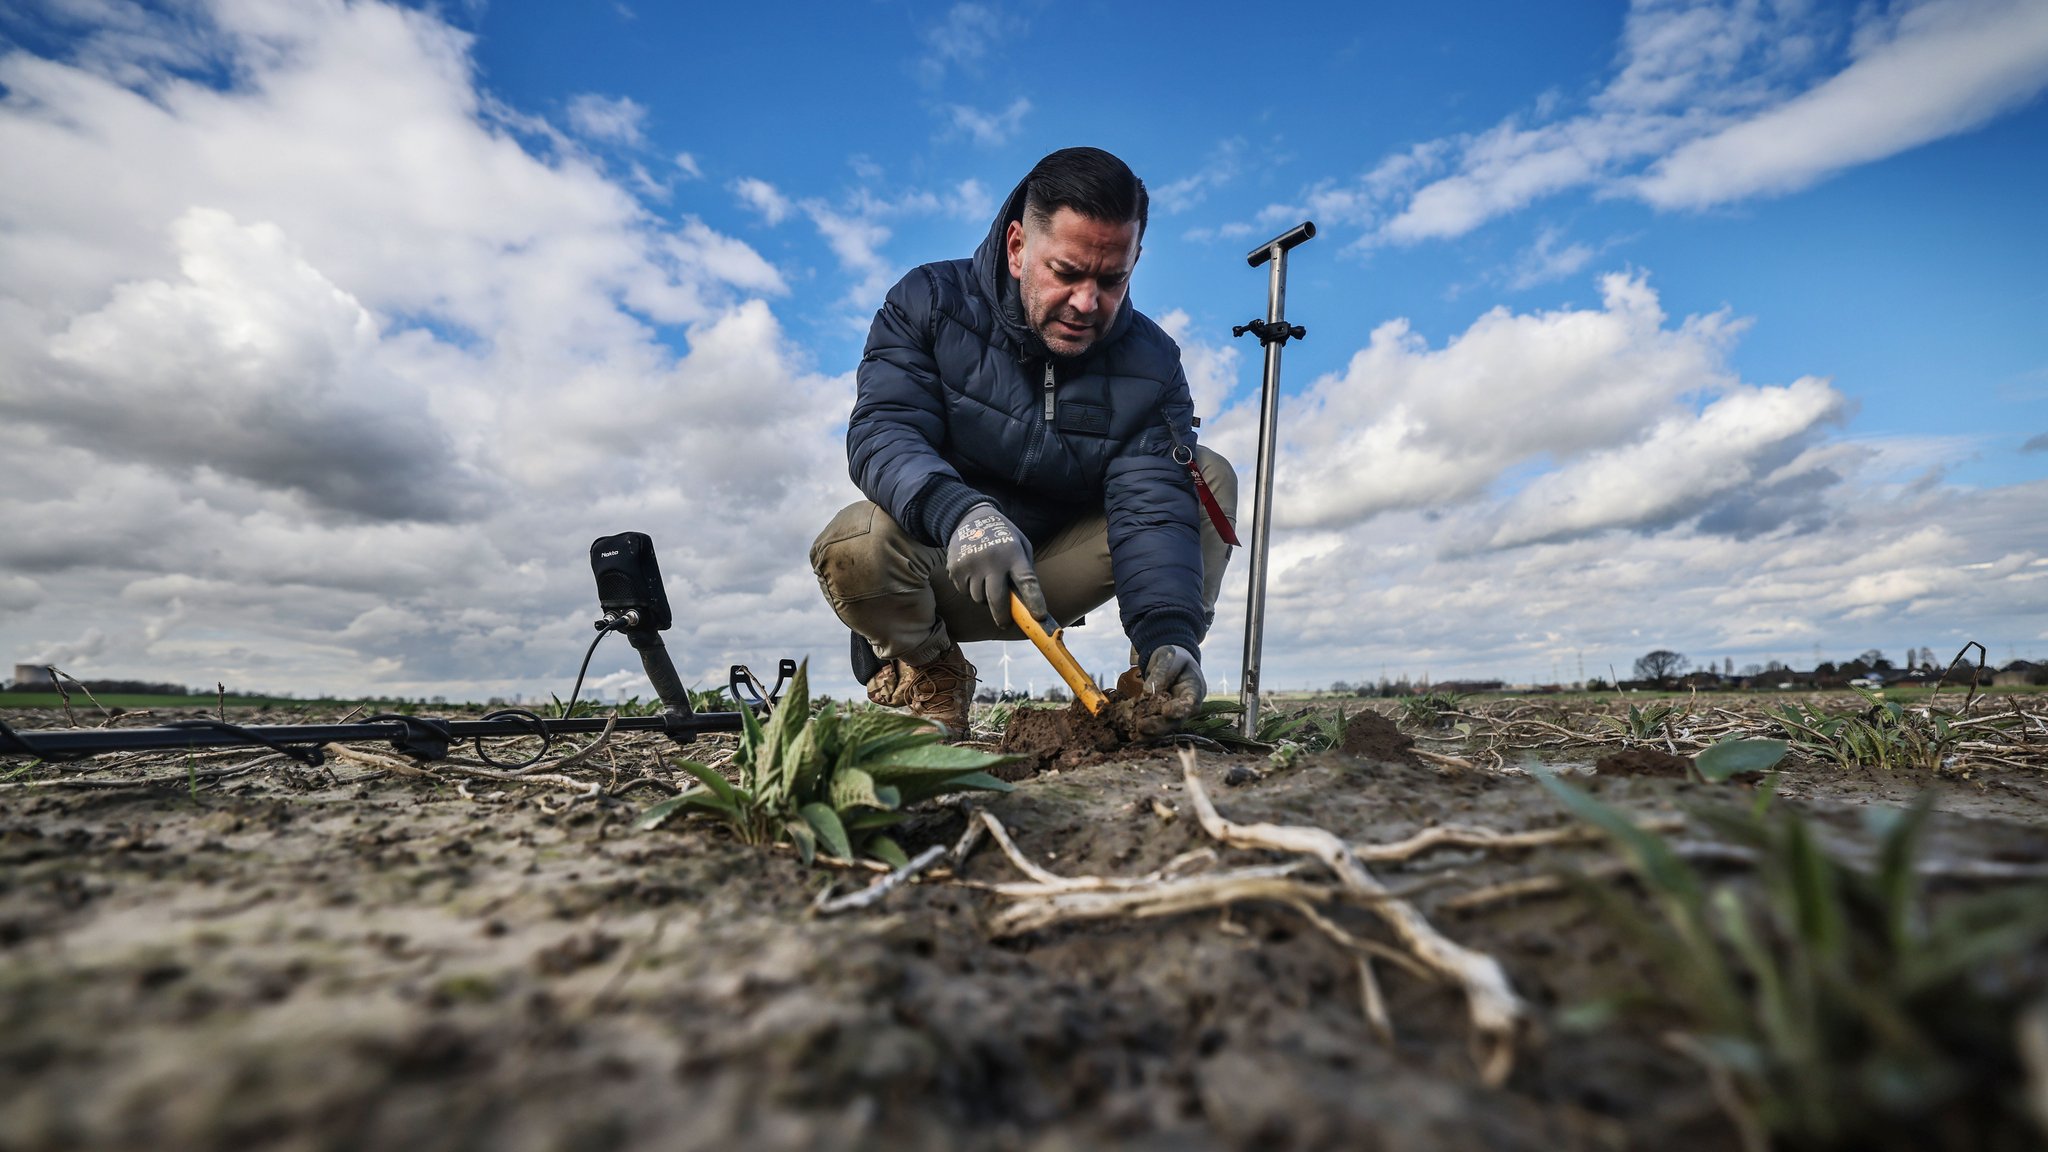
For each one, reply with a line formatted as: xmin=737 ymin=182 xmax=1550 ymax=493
xmin=813 ymin=844 xmax=948 ymax=915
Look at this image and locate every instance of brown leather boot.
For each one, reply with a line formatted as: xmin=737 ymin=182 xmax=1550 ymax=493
xmin=866 ymin=642 xmax=976 ymax=738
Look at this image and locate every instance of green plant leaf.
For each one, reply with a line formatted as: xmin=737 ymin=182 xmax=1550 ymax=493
xmin=1696 ymin=737 xmax=1789 ymax=782
xmin=735 ymin=683 xmax=766 ymax=788
xmin=674 ymin=759 xmax=740 ymax=806
xmin=785 ymin=818 xmax=816 ymax=867
xmin=799 ymin=801 xmax=853 ymax=861
xmin=829 ymin=766 xmax=895 ymax=812
xmin=864 ymin=742 xmax=1018 ymax=782
xmin=1873 ymin=794 xmax=1933 ymax=953
xmin=868 ymin=835 xmax=910 ymax=869
xmin=896 ymin=770 xmax=1014 ymax=807
xmin=754 ymin=661 xmax=812 ymax=805
xmin=789 ymin=701 xmax=838 ymax=802
xmin=636 ymin=790 xmax=723 ymax=830
xmin=1536 ymin=770 xmax=1703 ymax=904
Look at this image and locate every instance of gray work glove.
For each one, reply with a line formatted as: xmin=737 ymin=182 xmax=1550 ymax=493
xmin=1142 ymin=645 xmax=1206 ymax=719
xmin=947 ymin=503 xmax=1049 ymax=630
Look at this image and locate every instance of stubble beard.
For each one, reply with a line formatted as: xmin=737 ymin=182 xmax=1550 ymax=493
xmin=1023 ymin=281 xmax=1099 ymax=358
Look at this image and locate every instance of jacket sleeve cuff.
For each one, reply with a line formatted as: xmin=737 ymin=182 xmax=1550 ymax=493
xmin=1128 ymin=611 xmax=1203 ymax=669
xmin=905 ymin=476 xmax=988 ymax=547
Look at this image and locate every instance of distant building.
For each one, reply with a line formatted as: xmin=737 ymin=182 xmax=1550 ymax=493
xmin=12 ymin=664 xmax=55 ymax=690
xmin=1993 ymin=660 xmax=2040 ymax=687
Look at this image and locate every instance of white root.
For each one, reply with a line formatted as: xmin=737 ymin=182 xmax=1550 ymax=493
xmin=996 ymin=868 xmax=1332 ymax=928
xmin=1357 ymin=957 xmax=1394 ymax=1046
xmin=1354 ymin=818 xmax=1680 ymax=862
xmin=323 ymin=743 xmax=434 ymax=777
xmin=1178 ymin=747 xmax=1525 ymax=1086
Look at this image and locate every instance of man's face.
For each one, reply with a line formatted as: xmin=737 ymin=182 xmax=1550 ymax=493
xmin=1006 ymin=206 xmax=1140 ymax=358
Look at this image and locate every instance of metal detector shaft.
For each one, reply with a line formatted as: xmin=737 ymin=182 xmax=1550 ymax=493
xmin=1235 ymin=222 xmax=1315 ymax=740
xmin=0 ymin=711 xmax=750 ymax=762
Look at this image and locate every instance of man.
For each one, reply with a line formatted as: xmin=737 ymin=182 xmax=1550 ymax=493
xmin=810 ymin=147 xmax=1237 ymax=735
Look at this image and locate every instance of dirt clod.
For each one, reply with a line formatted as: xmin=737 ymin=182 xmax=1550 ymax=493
xmin=996 ymin=668 xmax=1179 ymax=775
xmin=1340 ymin=710 xmax=1418 ymax=763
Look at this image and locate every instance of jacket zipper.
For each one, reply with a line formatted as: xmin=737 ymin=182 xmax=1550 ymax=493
xmin=1017 ymin=361 xmax=1054 ymax=484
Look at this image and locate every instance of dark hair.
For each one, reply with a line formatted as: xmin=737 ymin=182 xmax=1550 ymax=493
xmin=1022 ymin=147 xmax=1147 ymax=238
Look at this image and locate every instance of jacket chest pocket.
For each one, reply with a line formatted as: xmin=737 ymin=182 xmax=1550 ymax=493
xmin=1055 ymin=402 xmax=1112 ymax=436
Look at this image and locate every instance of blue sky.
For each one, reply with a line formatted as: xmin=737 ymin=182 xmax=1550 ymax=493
xmin=2 ymin=0 xmax=2045 ymax=700
xmin=463 ymin=0 xmax=2048 ymax=474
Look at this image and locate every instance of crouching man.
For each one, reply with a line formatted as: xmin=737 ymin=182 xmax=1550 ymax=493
xmin=811 ymin=146 xmax=1237 ymax=735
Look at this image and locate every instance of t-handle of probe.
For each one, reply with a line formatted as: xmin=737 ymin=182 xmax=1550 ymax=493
xmin=1231 ymin=319 xmax=1308 ymax=346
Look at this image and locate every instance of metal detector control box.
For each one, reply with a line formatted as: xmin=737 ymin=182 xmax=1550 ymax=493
xmin=590 ymin=531 xmax=673 ymax=633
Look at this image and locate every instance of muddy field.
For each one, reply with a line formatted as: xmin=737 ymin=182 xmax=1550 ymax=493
xmin=3 ymin=696 xmax=2046 ymax=1151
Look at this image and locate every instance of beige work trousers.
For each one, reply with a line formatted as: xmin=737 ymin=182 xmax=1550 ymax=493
xmin=811 ymin=447 xmax=1238 ymax=667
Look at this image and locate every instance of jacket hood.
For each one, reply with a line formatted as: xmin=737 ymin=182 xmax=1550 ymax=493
xmin=971 ymin=174 xmax=1136 ymax=363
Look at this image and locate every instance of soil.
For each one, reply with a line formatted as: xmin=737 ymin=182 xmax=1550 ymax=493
xmin=1340 ymin=710 xmax=1418 ymax=763
xmin=996 ymin=668 xmax=1178 ymax=775
xmin=1593 ymin=748 xmax=1694 ymax=778
xmin=3 ymin=702 xmax=2045 ymax=1151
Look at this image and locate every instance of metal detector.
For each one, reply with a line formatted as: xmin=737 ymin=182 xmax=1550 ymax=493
xmin=0 ymin=534 xmax=793 ymax=765
xmin=1232 ymin=221 xmax=1315 ymax=740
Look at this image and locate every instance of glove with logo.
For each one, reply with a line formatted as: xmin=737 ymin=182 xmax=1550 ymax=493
xmin=1142 ymin=645 xmax=1206 ymax=720
xmin=946 ymin=503 xmax=1049 ymax=629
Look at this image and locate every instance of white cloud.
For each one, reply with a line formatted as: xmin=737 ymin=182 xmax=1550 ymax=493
xmin=1636 ymin=0 xmax=2048 ymax=207
xmin=1141 ymin=267 xmax=2047 ymax=690
xmin=1155 ymin=138 xmax=1245 ymax=215
xmin=673 ymin=151 xmax=702 ymax=179
xmin=1506 ymin=227 xmax=1598 ymax=290
xmin=918 ymin=3 xmax=1006 ymax=82
xmin=1487 ymin=377 xmax=1849 ymax=547
xmin=799 ymin=182 xmax=997 ymax=306
xmin=732 ymin=176 xmax=794 ymax=224
xmin=946 ymin=97 xmax=1029 ymax=145
xmin=0 ymin=575 xmax=40 ymax=615
xmin=0 ymin=0 xmax=856 ymax=698
xmin=1231 ymin=271 xmax=1755 ymax=530
xmin=1281 ymin=0 xmax=2048 ymax=246
xmin=805 ymin=202 xmax=895 ymax=304
xmin=1157 ymin=309 xmax=1243 ymax=419
xmin=565 ymin=91 xmax=647 ymax=146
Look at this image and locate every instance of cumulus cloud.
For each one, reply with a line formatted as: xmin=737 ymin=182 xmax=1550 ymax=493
xmin=0 ymin=0 xmax=856 ymax=696
xmin=14 ymin=208 xmax=485 ymax=522
xmin=1142 ymin=270 xmax=2044 ymax=691
xmin=1267 ymin=0 xmax=2048 ymax=246
xmin=1231 ymin=272 xmax=1761 ymax=530
xmin=1486 ymin=377 xmax=1850 ymax=547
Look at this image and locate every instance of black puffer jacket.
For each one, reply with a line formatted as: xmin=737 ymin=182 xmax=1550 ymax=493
xmin=847 ymin=176 xmax=1206 ymax=662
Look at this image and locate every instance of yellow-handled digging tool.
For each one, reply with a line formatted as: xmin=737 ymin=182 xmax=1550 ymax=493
xmin=1009 ymin=593 xmax=1108 ymax=716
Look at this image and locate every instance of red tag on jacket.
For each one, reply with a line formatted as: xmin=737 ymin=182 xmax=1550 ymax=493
xmin=1184 ymin=456 xmax=1240 ymax=546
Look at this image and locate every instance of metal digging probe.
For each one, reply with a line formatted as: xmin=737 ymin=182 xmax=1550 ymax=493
xmin=1232 ymin=221 xmax=1315 ymax=742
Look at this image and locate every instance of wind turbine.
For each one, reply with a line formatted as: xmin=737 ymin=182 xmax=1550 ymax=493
xmin=999 ymin=643 xmax=1015 ymax=695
